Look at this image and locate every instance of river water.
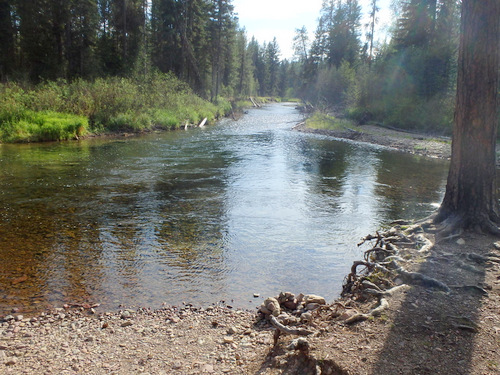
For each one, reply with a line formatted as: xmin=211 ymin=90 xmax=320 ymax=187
xmin=0 ymin=103 xmax=450 ymax=314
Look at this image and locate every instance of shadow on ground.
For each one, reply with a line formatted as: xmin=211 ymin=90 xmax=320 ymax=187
xmin=372 ymin=234 xmax=493 ymax=375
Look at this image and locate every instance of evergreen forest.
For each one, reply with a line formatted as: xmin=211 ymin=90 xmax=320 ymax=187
xmin=0 ymin=1 xmax=468 ymax=142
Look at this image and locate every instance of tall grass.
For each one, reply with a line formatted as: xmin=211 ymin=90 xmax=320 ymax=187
xmin=0 ymin=72 xmax=232 ymax=143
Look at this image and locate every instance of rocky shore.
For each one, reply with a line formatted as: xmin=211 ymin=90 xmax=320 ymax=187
xmin=2 ymin=228 xmax=499 ymax=374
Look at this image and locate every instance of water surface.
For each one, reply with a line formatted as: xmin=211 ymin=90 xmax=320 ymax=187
xmin=0 ymin=103 xmax=449 ymax=314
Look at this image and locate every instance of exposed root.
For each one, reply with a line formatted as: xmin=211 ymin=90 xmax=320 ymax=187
xmin=414 ymin=233 xmax=434 ymax=253
xmin=364 ymin=284 xmax=410 ymax=298
xmin=270 ymin=316 xmax=314 ymax=338
xmin=447 ymin=315 xmax=480 ymax=333
xmin=433 ymin=212 xmax=500 ymax=239
xmin=342 ymin=225 xmax=452 ymax=325
xmin=344 ymin=297 xmax=390 ymax=324
xmin=395 ymin=266 xmax=450 ymax=293
xmin=450 ymin=285 xmax=488 ymax=296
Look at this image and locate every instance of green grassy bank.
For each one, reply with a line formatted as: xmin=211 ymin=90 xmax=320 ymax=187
xmin=0 ymin=73 xmax=232 ymax=143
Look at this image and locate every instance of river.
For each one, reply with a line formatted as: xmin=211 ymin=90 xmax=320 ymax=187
xmin=0 ymin=103 xmax=449 ymax=314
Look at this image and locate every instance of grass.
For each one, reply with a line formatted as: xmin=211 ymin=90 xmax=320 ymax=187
xmin=0 ymin=74 xmax=233 ymax=143
xmin=305 ymin=112 xmax=360 ymax=131
xmin=0 ymin=111 xmax=88 ymax=142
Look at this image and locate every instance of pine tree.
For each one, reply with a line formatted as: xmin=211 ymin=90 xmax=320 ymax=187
xmin=0 ymin=0 xmax=16 ymax=80
xmin=265 ymin=37 xmax=281 ymax=96
xmin=208 ymin=0 xmax=236 ymax=101
xmin=327 ymin=0 xmax=362 ymax=68
xmin=66 ymin=0 xmax=99 ymax=79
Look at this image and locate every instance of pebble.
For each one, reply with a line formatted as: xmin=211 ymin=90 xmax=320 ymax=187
xmin=172 ymin=361 xmax=182 ymax=369
xmin=223 ymin=336 xmax=234 ymax=344
xmin=5 ymin=358 xmax=17 ymax=366
xmin=121 ymin=321 xmax=133 ymax=327
xmin=201 ymin=363 xmax=214 ymax=373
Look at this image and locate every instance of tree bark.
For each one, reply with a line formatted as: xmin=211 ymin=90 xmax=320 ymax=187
xmin=435 ymin=0 xmax=500 ymax=234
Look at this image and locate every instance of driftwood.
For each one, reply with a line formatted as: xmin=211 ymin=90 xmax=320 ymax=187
xmin=198 ymin=118 xmax=207 ymax=127
xmin=249 ymin=97 xmax=261 ymax=108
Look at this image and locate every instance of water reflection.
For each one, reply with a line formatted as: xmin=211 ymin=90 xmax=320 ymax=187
xmin=0 ymin=104 xmax=450 ymax=314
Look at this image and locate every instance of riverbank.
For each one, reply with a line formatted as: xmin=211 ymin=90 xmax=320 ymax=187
xmin=0 ymin=76 xmax=232 ymax=143
xmin=1 ymin=228 xmax=499 ymax=374
xmin=293 ymin=121 xmax=452 ymax=160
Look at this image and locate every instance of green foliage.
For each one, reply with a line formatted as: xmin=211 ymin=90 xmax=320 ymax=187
xmin=0 ymin=73 xmax=232 ymax=143
xmin=0 ymin=111 xmax=88 ymax=143
xmin=306 ymin=112 xmax=358 ymax=131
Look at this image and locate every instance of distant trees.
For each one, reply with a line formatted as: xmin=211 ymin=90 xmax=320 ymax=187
xmin=0 ymin=0 xmax=293 ymax=100
xmin=0 ymin=0 xmax=472 ymax=132
xmin=290 ymin=0 xmax=462 ymax=133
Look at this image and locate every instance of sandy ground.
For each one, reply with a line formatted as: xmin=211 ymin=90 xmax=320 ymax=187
xmin=1 ymin=124 xmax=499 ymax=375
xmin=293 ymin=123 xmax=451 ymax=160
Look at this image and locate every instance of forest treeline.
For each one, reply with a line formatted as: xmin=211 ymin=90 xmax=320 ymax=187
xmin=0 ymin=0 xmax=468 ymax=141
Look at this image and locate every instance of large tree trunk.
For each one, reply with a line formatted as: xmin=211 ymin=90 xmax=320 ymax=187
xmin=434 ymin=0 xmax=500 ymax=234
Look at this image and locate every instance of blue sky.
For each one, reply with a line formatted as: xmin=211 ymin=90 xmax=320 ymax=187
xmin=232 ymin=0 xmax=394 ymax=60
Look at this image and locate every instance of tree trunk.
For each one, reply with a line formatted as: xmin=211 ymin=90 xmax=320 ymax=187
xmin=435 ymin=0 xmax=500 ymax=234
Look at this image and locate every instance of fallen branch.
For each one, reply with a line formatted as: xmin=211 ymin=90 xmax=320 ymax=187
xmin=198 ymin=117 xmax=207 ymax=127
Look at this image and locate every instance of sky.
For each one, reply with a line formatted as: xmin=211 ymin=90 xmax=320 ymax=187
xmin=232 ymin=0 xmax=394 ymax=60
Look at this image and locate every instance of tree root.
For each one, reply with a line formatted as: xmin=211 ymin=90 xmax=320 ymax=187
xmin=270 ymin=316 xmax=314 ymax=346
xmin=343 ymin=226 xmax=452 ymax=326
xmin=344 ymin=297 xmax=390 ymax=324
xmin=433 ymin=212 xmax=500 ymax=239
xmin=414 ymin=233 xmax=434 ymax=253
xmin=450 ymin=285 xmax=488 ymax=295
xmin=395 ymin=266 xmax=450 ymax=293
xmin=364 ymin=284 xmax=410 ymax=298
xmin=447 ymin=315 xmax=480 ymax=333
